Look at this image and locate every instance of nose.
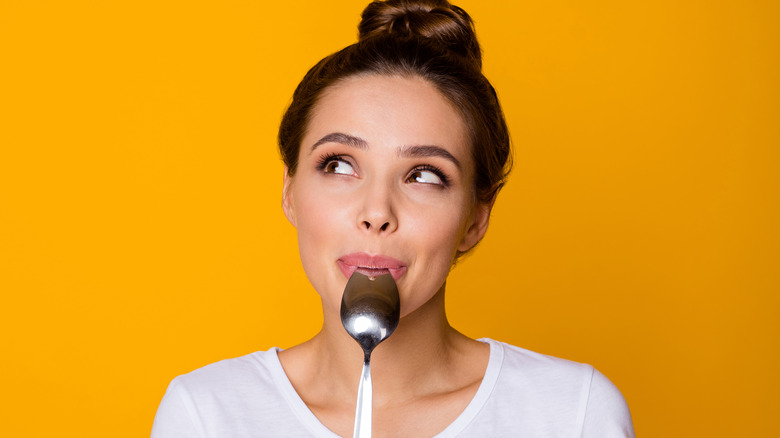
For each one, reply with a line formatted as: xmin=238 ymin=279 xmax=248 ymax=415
xmin=357 ymin=182 xmax=398 ymax=234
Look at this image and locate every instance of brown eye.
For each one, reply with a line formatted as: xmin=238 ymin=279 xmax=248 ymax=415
xmin=407 ymin=169 xmax=443 ymax=185
xmin=324 ymin=159 xmax=355 ymax=175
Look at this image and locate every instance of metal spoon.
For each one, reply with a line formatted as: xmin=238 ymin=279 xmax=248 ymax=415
xmin=340 ymin=272 xmax=400 ymax=438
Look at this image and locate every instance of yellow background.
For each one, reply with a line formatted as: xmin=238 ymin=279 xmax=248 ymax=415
xmin=1 ymin=0 xmax=777 ymax=436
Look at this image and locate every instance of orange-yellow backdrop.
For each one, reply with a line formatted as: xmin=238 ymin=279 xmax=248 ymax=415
xmin=1 ymin=0 xmax=777 ymax=436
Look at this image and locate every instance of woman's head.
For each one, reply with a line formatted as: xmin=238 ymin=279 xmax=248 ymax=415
xmin=279 ymin=0 xmax=512 ymax=316
xmin=279 ymin=0 xmax=511 ymax=206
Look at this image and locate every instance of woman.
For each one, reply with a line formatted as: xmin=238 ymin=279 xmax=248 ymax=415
xmin=152 ymin=1 xmax=634 ymax=436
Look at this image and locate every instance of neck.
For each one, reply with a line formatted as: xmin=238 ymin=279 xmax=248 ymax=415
xmin=280 ymin=284 xmax=478 ymax=407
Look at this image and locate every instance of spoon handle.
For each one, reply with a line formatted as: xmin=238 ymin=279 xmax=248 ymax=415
xmin=353 ymin=359 xmax=373 ymax=438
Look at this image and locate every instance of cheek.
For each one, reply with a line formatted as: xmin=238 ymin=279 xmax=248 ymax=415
xmin=294 ymin=187 xmax=344 ymax=265
xmin=408 ymin=195 xmax=470 ymax=254
xmin=397 ymin=201 xmax=470 ymax=312
xmin=414 ymin=214 xmax=462 ymax=258
xmin=291 ymin=181 xmax=354 ymax=310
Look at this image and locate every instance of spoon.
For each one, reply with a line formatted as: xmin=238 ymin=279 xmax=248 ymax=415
xmin=340 ymin=272 xmax=400 ymax=438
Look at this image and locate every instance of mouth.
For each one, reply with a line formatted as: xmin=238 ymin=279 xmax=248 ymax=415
xmin=337 ymin=252 xmax=407 ymax=282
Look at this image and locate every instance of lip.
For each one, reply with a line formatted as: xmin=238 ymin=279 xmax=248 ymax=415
xmin=337 ymin=252 xmax=407 ymax=281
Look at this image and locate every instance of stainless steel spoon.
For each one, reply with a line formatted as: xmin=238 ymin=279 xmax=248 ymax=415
xmin=340 ymin=272 xmax=400 ymax=438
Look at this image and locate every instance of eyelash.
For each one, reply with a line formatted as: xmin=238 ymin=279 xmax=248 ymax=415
xmin=412 ymin=164 xmax=450 ymax=187
xmin=315 ymin=152 xmax=349 ymax=172
xmin=315 ymin=153 xmax=451 ymax=187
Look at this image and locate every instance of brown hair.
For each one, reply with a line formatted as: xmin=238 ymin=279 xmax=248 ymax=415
xmin=278 ymin=0 xmax=511 ymax=204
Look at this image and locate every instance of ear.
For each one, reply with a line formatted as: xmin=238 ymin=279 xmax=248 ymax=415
xmin=457 ymin=199 xmax=494 ymax=252
xmin=281 ymin=166 xmax=296 ymax=227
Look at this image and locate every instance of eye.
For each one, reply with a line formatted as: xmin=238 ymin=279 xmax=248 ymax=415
xmin=317 ymin=154 xmax=357 ymax=176
xmin=325 ymin=160 xmax=355 ymax=175
xmin=406 ymin=166 xmax=447 ymax=186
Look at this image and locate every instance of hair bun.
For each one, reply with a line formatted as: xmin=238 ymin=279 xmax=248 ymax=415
xmin=358 ymin=0 xmax=482 ymax=68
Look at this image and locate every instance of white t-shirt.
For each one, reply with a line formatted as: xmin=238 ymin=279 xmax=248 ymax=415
xmin=151 ymin=338 xmax=634 ymax=437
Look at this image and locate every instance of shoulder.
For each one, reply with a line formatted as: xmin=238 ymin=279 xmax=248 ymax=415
xmin=169 ymin=348 xmax=279 ymax=397
xmin=486 ymin=339 xmax=595 ymax=391
xmin=581 ymin=367 xmax=635 ymax=437
xmin=474 ymin=339 xmax=634 ymax=437
xmin=151 ymin=349 xmax=286 ymax=438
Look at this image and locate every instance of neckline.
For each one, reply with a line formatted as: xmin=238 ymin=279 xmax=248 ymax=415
xmin=267 ymin=338 xmax=504 ymax=437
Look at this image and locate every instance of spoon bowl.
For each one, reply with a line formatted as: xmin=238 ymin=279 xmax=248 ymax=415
xmin=341 ymin=272 xmax=400 ymax=354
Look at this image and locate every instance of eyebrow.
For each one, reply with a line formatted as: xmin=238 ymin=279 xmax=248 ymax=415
xmin=309 ymin=131 xmax=461 ymax=169
xmin=399 ymin=145 xmax=461 ymax=170
xmin=310 ymin=132 xmax=368 ymax=153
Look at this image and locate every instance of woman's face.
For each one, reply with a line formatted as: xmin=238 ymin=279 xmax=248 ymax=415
xmin=283 ymin=74 xmax=491 ymax=318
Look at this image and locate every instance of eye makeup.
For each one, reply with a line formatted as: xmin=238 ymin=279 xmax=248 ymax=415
xmin=316 ymin=152 xmax=354 ymax=173
xmin=407 ymin=164 xmax=450 ymax=187
xmin=315 ymin=151 xmax=453 ymax=188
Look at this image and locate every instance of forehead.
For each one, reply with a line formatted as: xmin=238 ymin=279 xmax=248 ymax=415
xmin=305 ymin=74 xmax=470 ymax=161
